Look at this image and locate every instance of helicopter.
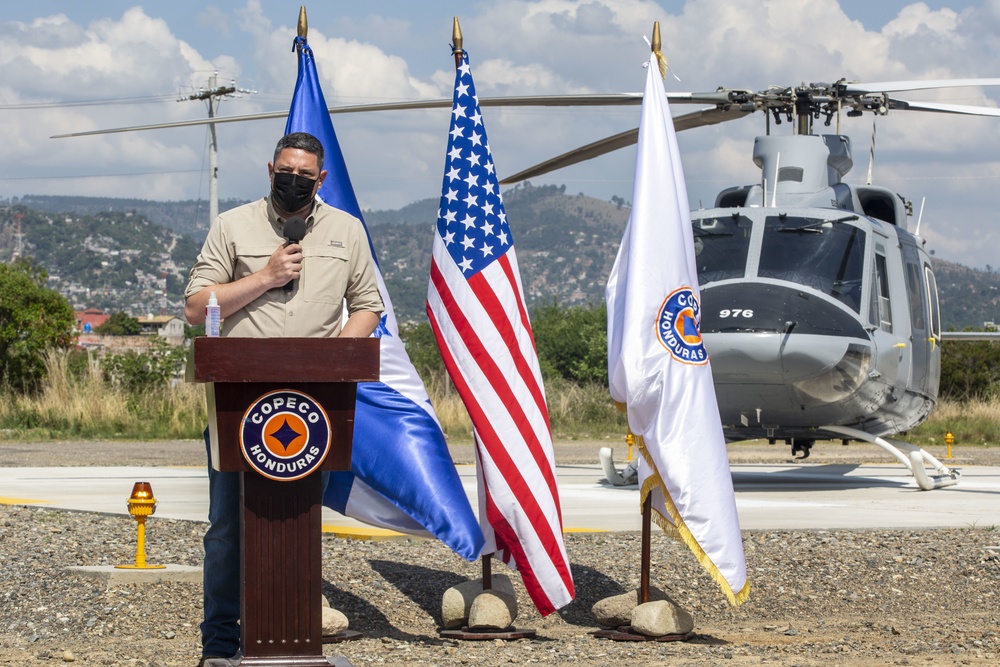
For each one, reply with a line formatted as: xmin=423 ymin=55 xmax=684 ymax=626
xmin=498 ymin=77 xmax=1000 ymax=491
xmin=54 ymin=66 xmax=1000 ymax=490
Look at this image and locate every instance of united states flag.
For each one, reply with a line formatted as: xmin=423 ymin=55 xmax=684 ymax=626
xmin=426 ymin=51 xmax=574 ymax=615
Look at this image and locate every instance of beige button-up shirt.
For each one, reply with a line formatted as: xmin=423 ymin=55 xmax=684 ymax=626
xmin=185 ymin=197 xmax=383 ymax=338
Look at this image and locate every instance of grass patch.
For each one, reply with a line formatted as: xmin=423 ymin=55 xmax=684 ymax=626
xmin=425 ymin=374 xmax=628 ymax=441
xmin=0 ymin=350 xmax=206 ymax=441
xmin=907 ymin=396 xmax=1000 ymax=448
xmin=1 ymin=349 xmax=997 ymax=447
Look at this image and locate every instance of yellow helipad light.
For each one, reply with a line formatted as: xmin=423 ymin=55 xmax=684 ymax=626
xmin=116 ymin=482 xmax=166 ymax=570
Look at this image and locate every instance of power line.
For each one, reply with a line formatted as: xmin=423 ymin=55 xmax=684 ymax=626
xmin=0 ymin=95 xmax=179 ymax=110
xmin=0 ymin=169 xmax=205 ymax=181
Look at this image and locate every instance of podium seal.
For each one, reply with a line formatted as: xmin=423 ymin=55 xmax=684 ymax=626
xmin=239 ymin=389 xmax=332 ymax=481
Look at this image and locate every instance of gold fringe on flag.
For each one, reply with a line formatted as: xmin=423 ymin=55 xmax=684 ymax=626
xmin=653 ymin=50 xmax=668 ymax=81
xmin=633 ymin=431 xmax=751 ymax=606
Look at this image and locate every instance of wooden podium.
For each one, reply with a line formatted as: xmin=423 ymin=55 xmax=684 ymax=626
xmin=194 ymin=337 xmax=380 ymax=667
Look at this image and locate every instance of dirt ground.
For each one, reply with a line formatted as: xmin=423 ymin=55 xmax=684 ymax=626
xmin=0 ymin=438 xmax=997 ymax=666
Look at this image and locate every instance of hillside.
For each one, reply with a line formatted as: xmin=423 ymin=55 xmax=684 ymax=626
xmin=12 ymin=194 xmax=246 ymax=239
xmin=929 ymin=258 xmax=1000 ymax=329
xmin=0 ymin=205 xmax=198 ymax=315
xmin=3 ymin=187 xmax=999 ymax=328
xmin=365 ymin=183 xmax=630 ymax=322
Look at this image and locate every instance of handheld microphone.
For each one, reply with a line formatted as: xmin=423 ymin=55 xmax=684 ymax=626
xmin=282 ymin=216 xmax=307 ymax=292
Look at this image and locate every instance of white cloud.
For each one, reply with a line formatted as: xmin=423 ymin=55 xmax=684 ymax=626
xmin=884 ymin=3 xmax=960 ymax=36
xmin=2 ymin=0 xmax=1000 ymax=269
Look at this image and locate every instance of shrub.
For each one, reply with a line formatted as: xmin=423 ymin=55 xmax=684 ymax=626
xmin=101 ymin=336 xmax=188 ymax=393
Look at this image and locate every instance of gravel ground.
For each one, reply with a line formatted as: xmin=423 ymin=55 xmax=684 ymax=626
xmin=1 ymin=439 xmax=998 ymax=666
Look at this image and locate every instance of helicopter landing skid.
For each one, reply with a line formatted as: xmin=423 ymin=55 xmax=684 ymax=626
xmin=821 ymin=425 xmax=960 ymax=491
xmin=599 ymin=447 xmax=638 ymax=486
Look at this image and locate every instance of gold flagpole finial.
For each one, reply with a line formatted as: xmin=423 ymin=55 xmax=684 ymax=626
xmin=298 ymin=6 xmax=308 ymax=39
xmin=452 ymin=17 xmax=464 ymax=52
xmin=452 ymin=16 xmax=464 ymax=67
xmin=650 ymin=21 xmax=667 ymax=80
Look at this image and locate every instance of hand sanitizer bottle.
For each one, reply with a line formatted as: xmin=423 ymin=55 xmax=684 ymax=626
xmin=206 ymin=291 xmax=221 ymax=337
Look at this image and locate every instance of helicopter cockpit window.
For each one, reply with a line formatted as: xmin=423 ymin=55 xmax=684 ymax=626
xmin=758 ymin=215 xmax=866 ymax=312
xmin=690 ymin=213 xmax=753 ymax=284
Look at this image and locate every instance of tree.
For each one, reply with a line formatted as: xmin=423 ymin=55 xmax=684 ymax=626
xmin=95 ymin=311 xmax=141 ymax=335
xmin=530 ymin=302 xmax=608 ymax=385
xmin=0 ymin=259 xmax=75 ymax=391
xmin=398 ymin=321 xmax=446 ymax=382
xmin=939 ymin=335 xmax=1000 ymax=400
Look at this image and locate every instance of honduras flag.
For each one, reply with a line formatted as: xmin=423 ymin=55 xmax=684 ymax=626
xmin=286 ymin=34 xmax=484 ymax=561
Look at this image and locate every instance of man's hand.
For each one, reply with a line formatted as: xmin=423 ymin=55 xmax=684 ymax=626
xmin=262 ymin=243 xmax=303 ymax=290
xmin=185 ymin=243 xmax=298 ymax=324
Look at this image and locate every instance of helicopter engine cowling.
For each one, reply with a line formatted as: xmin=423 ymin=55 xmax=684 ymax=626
xmin=752 ymin=134 xmax=853 ymax=197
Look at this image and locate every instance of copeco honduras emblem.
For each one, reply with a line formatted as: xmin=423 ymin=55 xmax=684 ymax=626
xmin=239 ymin=389 xmax=332 ymax=481
xmin=656 ymin=286 xmax=709 ymax=365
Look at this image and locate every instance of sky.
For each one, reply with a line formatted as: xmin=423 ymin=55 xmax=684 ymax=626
xmin=2 ymin=0 xmax=999 ymax=269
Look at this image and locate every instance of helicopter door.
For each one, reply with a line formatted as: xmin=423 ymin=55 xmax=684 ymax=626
xmin=923 ymin=264 xmax=942 ymax=398
xmin=902 ymin=245 xmax=932 ymax=397
xmin=869 ymin=246 xmax=908 ymax=401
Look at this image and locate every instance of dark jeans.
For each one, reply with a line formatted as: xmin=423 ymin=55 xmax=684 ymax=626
xmin=201 ymin=429 xmax=241 ymax=658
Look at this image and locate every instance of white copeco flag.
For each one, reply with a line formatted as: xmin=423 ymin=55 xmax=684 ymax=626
xmin=606 ymin=52 xmax=749 ymax=606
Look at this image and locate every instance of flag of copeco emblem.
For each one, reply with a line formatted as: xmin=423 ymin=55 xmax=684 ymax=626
xmin=239 ymin=389 xmax=332 ymax=481
xmin=656 ymin=286 xmax=709 ymax=365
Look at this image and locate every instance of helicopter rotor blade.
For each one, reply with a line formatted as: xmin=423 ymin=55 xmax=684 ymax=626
xmin=499 ymin=127 xmax=638 ymax=185
xmin=50 ymin=98 xmax=469 ymax=138
xmin=51 ymin=91 xmax=741 ymax=139
xmin=842 ymin=78 xmax=1000 ymax=94
xmin=885 ymin=98 xmax=1000 ymax=117
xmin=51 ymin=110 xmax=289 ymax=138
xmin=499 ymin=106 xmax=748 ymax=185
xmin=50 ymin=94 xmax=644 ymax=139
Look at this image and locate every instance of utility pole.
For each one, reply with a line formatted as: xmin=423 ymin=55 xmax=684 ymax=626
xmin=11 ymin=212 xmax=24 ymax=262
xmin=180 ymin=72 xmax=255 ymax=226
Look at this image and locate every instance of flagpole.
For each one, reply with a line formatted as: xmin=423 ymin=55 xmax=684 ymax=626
xmin=451 ymin=14 xmax=502 ymax=602
xmin=482 ymin=553 xmax=492 ymax=591
xmin=450 ymin=14 xmax=496 ymax=597
xmin=640 ymin=494 xmax=651 ymax=604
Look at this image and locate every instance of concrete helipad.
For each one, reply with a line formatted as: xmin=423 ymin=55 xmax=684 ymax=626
xmin=2 ymin=461 xmax=998 ymax=533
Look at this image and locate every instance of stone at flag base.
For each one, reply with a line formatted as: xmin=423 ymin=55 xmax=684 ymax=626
xmin=631 ymin=600 xmax=695 ymax=637
xmin=441 ymin=574 xmax=517 ymax=629
xmin=592 ymin=586 xmax=693 ymax=636
xmin=468 ymin=590 xmax=518 ymax=630
xmin=321 ymin=600 xmax=349 ymax=637
xmin=439 ymin=573 xmax=536 ymax=641
xmin=321 ymin=594 xmax=362 ymax=643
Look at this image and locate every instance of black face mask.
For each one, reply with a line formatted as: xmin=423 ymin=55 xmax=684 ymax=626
xmin=271 ymin=172 xmax=317 ymax=214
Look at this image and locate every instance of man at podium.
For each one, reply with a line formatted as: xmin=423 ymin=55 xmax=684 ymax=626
xmin=184 ymin=132 xmax=384 ymax=666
